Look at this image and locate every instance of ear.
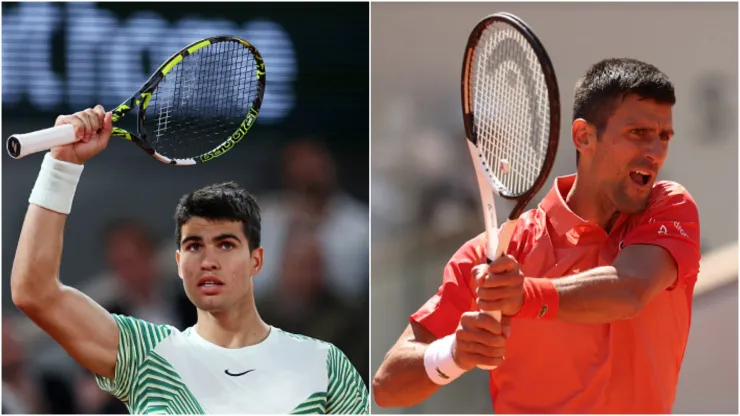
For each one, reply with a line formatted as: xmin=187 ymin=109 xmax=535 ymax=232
xmin=572 ymin=118 xmax=596 ymax=162
xmin=175 ymin=249 xmax=183 ymax=280
xmin=250 ymin=247 xmax=264 ymax=276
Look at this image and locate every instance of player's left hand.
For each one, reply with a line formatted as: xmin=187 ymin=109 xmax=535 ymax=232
xmin=474 ymin=255 xmax=525 ymax=317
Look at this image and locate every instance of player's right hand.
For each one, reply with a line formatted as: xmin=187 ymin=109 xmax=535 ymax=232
xmin=50 ymin=105 xmax=113 ymax=165
xmin=451 ymin=311 xmax=509 ymax=370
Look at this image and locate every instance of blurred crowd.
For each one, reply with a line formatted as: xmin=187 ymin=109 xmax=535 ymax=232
xmin=372 ymin=99 xmax=482 ymax=247
xmin=2 ymin=138 xmax=369 ymax=414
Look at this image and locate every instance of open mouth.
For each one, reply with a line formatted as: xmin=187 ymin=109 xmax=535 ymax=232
xmin=197 ymin=277 xmax=224 ymax=287
xmin=629 ymin=169 xmax=653 ymax=187
xmin=198 ymin=282 xmax=223 ymax=287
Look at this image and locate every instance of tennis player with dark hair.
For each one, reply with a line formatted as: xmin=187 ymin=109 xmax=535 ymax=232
xmin=11 ymin=105 xmax=369 ymax=414
xmin=373 ymin=58 xmax=700 ymax=413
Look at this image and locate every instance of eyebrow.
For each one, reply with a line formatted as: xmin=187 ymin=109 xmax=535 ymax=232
xmin=181 ymin=233 xmax=242 ymax=245
xmin=624 ymin=121 xmax=674 ymax=136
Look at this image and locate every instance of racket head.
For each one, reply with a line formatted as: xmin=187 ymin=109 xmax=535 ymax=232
xmin=461 ymin=12 xmax=560 ymax=217
xmin=115 ymin=35 xmax=266 ymax=166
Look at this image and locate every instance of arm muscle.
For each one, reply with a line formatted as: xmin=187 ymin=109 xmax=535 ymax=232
xmin=11 ymin=205 xmax=119 ymax=380
xmin=372 ymin=322 xmax=440 ymax=408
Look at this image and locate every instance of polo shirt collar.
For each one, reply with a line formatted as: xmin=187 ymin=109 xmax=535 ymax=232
xmin=539 ymin=174 xmax=587 ymax=237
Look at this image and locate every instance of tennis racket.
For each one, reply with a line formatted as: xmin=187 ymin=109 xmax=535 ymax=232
xmin=461 ymin=12 xmax=560 ymax=370
xmin=7 ymin=35 xmax=265 ymax=166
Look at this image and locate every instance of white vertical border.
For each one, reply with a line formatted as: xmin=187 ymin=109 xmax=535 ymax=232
xmin=736 ymin=0 xmax=739 ymax=407
xmin=367 ymin=0 xmax=374 ymax=410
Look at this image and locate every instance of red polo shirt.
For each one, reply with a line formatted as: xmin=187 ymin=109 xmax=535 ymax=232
xmin=411 ymin=175 xmax=701 ymax=413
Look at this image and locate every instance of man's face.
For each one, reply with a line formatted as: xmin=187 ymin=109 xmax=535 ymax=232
xmin=586 ymin=94 xmax=674 ymax=214
xmin=176 ymin=217 xmax=262 ymax=312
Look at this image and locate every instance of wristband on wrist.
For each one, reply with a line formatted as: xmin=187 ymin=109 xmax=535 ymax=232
xmin=28 ymin=152 xmax=84 ymax=215
xmin=423 ymin=334 xmax=466 ymax=385
xmin=515 ymin=277 xmax=560 ymax=320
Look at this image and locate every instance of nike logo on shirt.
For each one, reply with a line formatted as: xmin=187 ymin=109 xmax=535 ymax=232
xmin=224 ymin=369 xmax=255 ymax=377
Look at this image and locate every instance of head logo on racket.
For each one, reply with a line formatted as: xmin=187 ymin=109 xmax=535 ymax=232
xmin=461 ymin=12 xmax=560 ymax=370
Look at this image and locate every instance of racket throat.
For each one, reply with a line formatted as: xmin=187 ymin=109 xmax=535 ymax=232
xmin=492 ymin=219 xmax=517 ymax=259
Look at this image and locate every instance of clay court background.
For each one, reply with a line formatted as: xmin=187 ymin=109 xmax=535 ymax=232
xmin=371 ymin=2 xmax=738 ymax=413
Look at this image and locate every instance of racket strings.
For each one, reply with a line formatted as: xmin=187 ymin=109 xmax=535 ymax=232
xmin=145 ymin=40 xmax=260 ymax=160
xmin=471 ymin=22 xmax=550 ymax=197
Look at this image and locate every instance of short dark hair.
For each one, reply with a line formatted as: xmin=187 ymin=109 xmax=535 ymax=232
xmin=573 ymin=58 xmax=675 ymax=164
xmin=174 ymin=182 xmax=261 ymax=251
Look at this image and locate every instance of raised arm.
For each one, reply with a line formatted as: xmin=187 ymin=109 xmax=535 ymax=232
xmin=10 ymin=106 xmax=119 ymax=380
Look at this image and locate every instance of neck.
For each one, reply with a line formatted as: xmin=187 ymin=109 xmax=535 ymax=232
xmin=566 ymin=173 xmax=621 ymax=232
xmin=195 ymin=295 xmax=270 ymax=349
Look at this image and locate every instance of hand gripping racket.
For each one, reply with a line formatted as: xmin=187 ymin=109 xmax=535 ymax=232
xmin=461 ymin=13 xmax=560 ymax=370
xmin=7 ymin=35 xmax=265 ymax=166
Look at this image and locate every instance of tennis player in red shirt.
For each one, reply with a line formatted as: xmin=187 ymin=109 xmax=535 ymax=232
xmin=373 ymin=58 xmax=701 ymax=413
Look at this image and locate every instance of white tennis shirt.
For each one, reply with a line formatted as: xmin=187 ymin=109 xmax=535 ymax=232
xmin=95 ymin=314 xmax=368 ymax=414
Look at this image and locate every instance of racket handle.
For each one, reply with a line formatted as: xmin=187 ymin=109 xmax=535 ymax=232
xmin=477 ymin=219 xmax=517 ymax=371
xmin=6 ymin=124 xmax=77 ymax=160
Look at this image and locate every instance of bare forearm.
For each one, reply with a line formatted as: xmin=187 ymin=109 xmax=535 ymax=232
xmin=549 ymin=266 xmax=641 ymax=324
xmin=372 ymin=342 xmax=440 ymax=408
xmin=11 ymin=205 xmax=68 ymax=304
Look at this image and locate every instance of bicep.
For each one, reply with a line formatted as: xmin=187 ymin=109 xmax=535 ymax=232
xmin=23 ymin=284 xmax=119 ymax=380
xmin=613 ymin=244 xmax=678 ymax=306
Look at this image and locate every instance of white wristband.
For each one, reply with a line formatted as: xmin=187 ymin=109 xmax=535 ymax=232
xmin=423 ymin=334 xmax=466 ymax=385
xmin=29 ymin=152 xmax=84 ymax=215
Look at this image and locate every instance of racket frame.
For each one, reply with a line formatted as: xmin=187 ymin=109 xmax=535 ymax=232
xmin=461 ymin=12 xmax=560 ymax=370
xmin=6 ymin=35 xmax=265 ymax=166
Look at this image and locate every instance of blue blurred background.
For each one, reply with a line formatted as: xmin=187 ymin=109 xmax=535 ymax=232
xmin=2 ymin=2 xmax=369 ymax=413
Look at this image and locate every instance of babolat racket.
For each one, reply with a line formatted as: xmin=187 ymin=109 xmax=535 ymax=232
xmin=461 ymin=12 xmax=560 ymax=369
xmin=7 ymin=35 xmax=265 ymax=165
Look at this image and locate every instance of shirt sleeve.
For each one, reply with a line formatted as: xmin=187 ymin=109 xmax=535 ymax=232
xmin=325 ymin=344 xmax=369 ymax=414
xmin=621 ymin=182 xmax=701 ymax=287
xmin=410 ymin=233 xmax=487 ymax=339
xmin=94 ymin=314 xmax=173 ymax=403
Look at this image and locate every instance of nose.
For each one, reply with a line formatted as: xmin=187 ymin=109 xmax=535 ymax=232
xmin=200 ymin=248 xmax=220 ymax=271
xmin=644 ymin=134 xmax=667 ymax=164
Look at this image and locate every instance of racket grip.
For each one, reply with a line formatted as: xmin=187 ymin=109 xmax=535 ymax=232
xmin=6 ymin=124 xmax=77 ymax=160
xmin=476 ymin=220 xmax=517 ymax=371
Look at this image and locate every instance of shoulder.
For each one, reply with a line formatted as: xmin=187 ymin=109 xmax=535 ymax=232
xmin=271 ymin=327 xmax=333 ymax=357
xmin=112 ymin=313 xmax=180 ymax=331
xmin=111 ymin=314 xmax=179 ymax=346
xmin=271 ymin=328 xmax=355 ymax=368
xmin=445 ymin=232 xmax=488 ymax=267
xmin=503 ymin=207 xmax=549 ymax=261
xmin=453 ymin=207 xmax=548 ymax=262
xmin=644 ymin=180 xmax=699 ymax=220
xmin=650 ymin=180 xmax=696 ymax=203
xmin=95 ymin=315 xmax=180 ymax=400
xmin=517 ymin=206 xmax=548 ymax=235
